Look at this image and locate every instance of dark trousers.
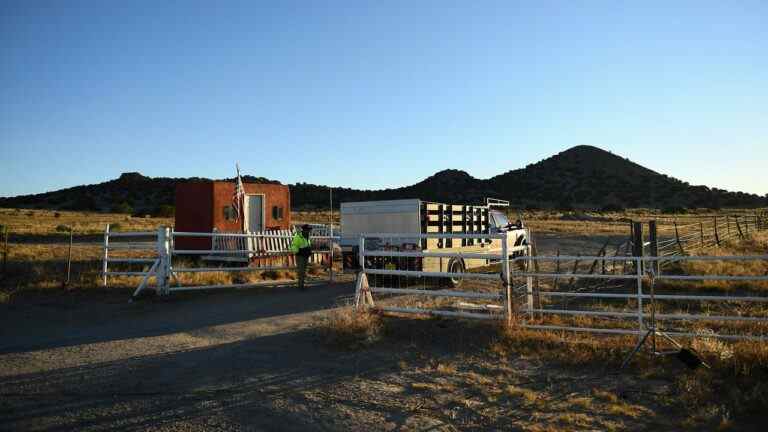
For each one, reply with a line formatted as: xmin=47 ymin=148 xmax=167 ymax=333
xmin=296 ymin=255 xmax=308 ymax=289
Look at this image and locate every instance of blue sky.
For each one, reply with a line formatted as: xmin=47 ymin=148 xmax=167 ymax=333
xmin=2 ymin=0 xmax=766 ymax=197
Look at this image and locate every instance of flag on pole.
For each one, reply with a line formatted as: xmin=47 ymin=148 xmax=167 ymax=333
xmin=233 ymin=163 xmax=245 ymax=225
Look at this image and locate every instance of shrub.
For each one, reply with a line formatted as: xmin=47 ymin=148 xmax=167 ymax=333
xmin=55 ymin=224 xmax=70 ymax=232
xmin=662 ymin=206 xmax=687 ymax=214
xmin=154 ymin=205 xmax=175 ymax=218
xmin=112 ymin=202 xmax=133 ymax=214
xmin=320 ymin=308 xmax=382 ymax=349
xmin=109 ymin=223 xmax=122 ymax=231
xmin=53 ymin=212 xmax=61 ymax=218
xmin=600 ymin=203 xmax=624 ymax=212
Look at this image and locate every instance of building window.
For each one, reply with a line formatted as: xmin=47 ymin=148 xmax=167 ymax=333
xmin=223 ymin=206 xmax=237 ymax=221
xmin=272 ymin=206 xmax=284 ymax=220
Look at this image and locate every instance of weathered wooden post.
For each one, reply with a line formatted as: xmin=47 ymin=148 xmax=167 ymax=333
xmin=632 ymin=221 xmax=643 ymax=273
xmin=727 ymin=215 xmax=731 ymax=238
xmin=745 ymin=215 xmax=750 ymax=235
xmin=649 ymin=220 xmax=659 ymax=275
xmin=713 ymin=217 xmax=720 ymax=246
xmin=736 ymin=216 xmax=744 ymax=238
xmin=673 ymin=220 xmax=685 ymax=255
xmin=699 ymin=222 xmax=704 ymax=249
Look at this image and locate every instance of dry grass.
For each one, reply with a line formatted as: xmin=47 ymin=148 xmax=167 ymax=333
xmin=319 ymin=307 xmax=383 ymax=349
xmin=319 ymin=228 xmax=768 ymax=429
xmin=0 ymin=208 xmax=171 ymax=234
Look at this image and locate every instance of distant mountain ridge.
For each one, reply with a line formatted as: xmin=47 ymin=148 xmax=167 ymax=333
xmin=1 ymin=145 xmax=765 ymax=214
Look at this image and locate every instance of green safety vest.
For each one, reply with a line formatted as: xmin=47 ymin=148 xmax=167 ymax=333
xmin=290 ymin=232 xmax=311 ymax=255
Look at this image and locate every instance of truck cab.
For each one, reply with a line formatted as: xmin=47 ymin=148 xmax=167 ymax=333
xmin=488 ymin=208 xmax=528 ymax=258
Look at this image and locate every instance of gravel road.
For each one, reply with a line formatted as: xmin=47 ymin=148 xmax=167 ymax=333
xmin=0 ymin=281 xmax=412 ymax=431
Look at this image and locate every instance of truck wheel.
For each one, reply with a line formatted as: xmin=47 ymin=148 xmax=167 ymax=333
xmin=447 ymin=258 xmax=465 ymax=288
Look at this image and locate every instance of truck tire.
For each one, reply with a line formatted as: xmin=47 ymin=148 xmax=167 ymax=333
xmin=446 ymin=258 xmax=465 ymax=288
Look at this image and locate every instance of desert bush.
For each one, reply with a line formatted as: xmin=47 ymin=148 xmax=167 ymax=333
xmin=111 ymin=202 xmax=133 ymax=214
xmin=55 ymin=224 xmax=70 ymax=233
xmin=154 ymin=205 xmax=175 ymax=218
xmin=662 ymin=206 xmax=687 ymax=214
xmin=320 ymin=307 xmax=382 ymax=349
xmin=600 ymin=203 xmax=624 ymax=212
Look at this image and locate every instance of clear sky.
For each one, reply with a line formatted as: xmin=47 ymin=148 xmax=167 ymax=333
xmin=2 ymin=0 xmax=766 ymax=198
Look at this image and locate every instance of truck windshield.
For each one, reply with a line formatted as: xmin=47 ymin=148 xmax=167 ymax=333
xmin=491 ymin=211 xmax=510 ymax=228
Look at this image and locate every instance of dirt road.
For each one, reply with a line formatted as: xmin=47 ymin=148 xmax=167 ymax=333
xmin=0 ymin=281 xmax=390 ymax=431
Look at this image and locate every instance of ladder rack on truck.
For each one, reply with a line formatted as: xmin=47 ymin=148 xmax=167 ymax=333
xmin=340 ymin=198 xmax=529 ymax=285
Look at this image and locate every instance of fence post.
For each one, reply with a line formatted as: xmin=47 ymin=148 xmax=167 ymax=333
xmin=673 ymin=220 xmax=685 ymax=255
xmin=554 ymin=249 xmax=560 ymax=291
xmin=501 ymin=232 xmax=512 ymax=327
xmin=636 ymin=256 xmax=644 ymax=341
xmin=745 ymin=215 xmax=750 ymax=235
xmin=699 ymin=222 xmax=704 ymax=249
xmin=632 ymin=221 xmax=643 ymax=273
xmin=102 ymin=224 xmax=110 ymax=287
xmin=328 ymin=225 xmax=334 ymax=283
xmin=1 ymin=225 xmax=8 ymax=278
xmin=1 ymin=225 xmax=7 ymax=278
xmin=714 ymin=217 xmax=720 ymax=246
xmin=727 ymin=215 xmax=731 ymax=238
xmin=156 ymin=226 xmax=170 ymax=295
xmin=64 ymin=225 xmax=73 ymax=288
xmin=649 ymin=220 xmax=659 ymax=275
xmin=736 ymin=217 xmax=744 ymax=239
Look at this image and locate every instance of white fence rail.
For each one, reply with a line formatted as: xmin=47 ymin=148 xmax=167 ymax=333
xmin=354 ymin=231 xmax=530 ymax=323
xmin=102 ymin=225 xmax=339 ymax=299
xmin=512 ymin=254 xmax=768 ymax=341
xmin=353 ymin=231 xmax=768 ymax=342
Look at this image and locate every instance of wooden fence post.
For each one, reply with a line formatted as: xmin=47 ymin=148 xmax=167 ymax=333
xmin=713 ymin=217 xmax=720 ymax=246
xmin=745 ymin=215 xmax=750 ymax=235
xmin=699 ymin=222 xmax=704 ymax=249
xmin=727 ymin=215 xmax=731 ymax=238
xmin=673 ymin=220 xmax=685 ymax=255
xmin=735 ymin=217 xmax=744 ymax=239
xmin=649 ymin=220 xmax=659 ymax=275
xmin=632 ymin=221 xmax=643 ymax=273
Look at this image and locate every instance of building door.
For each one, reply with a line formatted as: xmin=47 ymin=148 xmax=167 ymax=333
xmin=244 ymin=195 xmax=263 ymax=232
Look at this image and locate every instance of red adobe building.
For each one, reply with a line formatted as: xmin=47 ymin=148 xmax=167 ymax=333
xmin=174 ymin=181 xmax=291 ymax=250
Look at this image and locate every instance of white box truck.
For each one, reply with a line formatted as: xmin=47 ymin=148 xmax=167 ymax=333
xmin=340 ymin=198 xmax=528 ymax=285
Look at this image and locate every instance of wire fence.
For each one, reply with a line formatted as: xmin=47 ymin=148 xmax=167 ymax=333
xmin=655 ymin=212 xmax=766 ymax=257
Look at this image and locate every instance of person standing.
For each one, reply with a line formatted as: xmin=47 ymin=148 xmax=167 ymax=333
xmin=290 ymin=224 xmax=313 ymax=290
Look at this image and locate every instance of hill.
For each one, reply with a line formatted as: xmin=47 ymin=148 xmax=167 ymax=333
xmin=1 ymin=146 xmax=765 ymax=213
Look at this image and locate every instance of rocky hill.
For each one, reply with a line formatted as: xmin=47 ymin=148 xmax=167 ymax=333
xmin=1 ymin=146 xmax=765 ymax=214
